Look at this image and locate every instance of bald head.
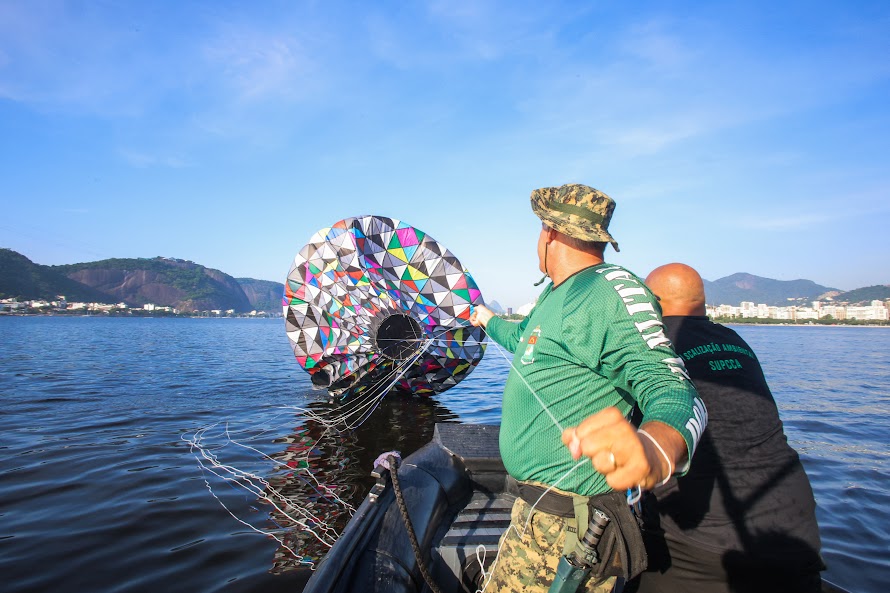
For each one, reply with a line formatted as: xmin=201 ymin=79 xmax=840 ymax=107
xmin=645 ymin=263 xmax=707 ymax=317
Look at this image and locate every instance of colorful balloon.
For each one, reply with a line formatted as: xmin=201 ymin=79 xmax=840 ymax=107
xmin=284 ymin=216 xmax=486 ymax=397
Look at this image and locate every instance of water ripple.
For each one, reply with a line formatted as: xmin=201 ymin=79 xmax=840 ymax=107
xmin=0 ymin=318 xmax=886 ymax=592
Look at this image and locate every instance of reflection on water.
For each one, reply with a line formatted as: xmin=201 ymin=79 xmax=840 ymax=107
xmin=263 ymin=395 xmax=460 ymax=573
xmin=3 ymin=319 xmax=884 ymax=593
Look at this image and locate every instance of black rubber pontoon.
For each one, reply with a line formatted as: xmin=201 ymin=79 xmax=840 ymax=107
xmin=303 ymin=423 xmax=511 ymax=593
xmin=302 ymin=423 xmax=854 ymax=593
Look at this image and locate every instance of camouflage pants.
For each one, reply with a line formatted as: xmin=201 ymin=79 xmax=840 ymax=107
xmin=483 ymin=496 xmax=615 ymax=593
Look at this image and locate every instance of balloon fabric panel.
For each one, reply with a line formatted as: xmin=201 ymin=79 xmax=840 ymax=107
xmin=284 ymin=215 xmax=486 ymax=397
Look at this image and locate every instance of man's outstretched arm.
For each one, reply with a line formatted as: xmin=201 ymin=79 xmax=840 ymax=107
xmin=562 ymin=407 xmax=689 ymax=491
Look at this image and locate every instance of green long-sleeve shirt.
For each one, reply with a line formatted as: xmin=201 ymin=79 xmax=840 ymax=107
xmin=486 ymin=263 xmax=706 ymax=496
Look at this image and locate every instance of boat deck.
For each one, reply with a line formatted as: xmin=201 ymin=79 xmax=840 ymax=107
xmin=303 ymin=423 xmax=853 ymax=593
xmin=433 ymin=491 xmax=514 ymax=592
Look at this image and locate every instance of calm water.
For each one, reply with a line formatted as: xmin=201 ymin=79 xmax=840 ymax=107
xmin=0 ymin=318 xmax=887 ymax=592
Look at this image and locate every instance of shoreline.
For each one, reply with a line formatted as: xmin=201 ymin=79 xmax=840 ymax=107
xmin=724 ymin=322 xmax=890 ymax=328
xmin=2 ymin=313 xmax=886 ymax=328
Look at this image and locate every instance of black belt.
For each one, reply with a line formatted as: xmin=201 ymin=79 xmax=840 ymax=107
xmin=509 ymin=476 xmax=579 ymax=517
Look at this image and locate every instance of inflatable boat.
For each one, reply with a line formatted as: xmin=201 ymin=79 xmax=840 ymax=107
xmin=302 ymin=423 xmax=851 ymax=593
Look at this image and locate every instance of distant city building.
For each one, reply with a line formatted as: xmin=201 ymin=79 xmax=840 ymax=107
xmin=846 ymin=305 xmax=889 ymax=321
xmin=1 ymin=298 xmax=250 ymax=317
xmin=818 ymin=305 xmax=846 ymax=320
xmin=144 ymin=303 xmax=175 ymax=313
xmin=0 ymin=299 xmax=26 ymax=311
xmin=516 ymin=302 xmax=535 ymax=316
xmin=18 ymin=293 xmax=885 ymax=322
xmin=707 ymin=299 xmax=888 ymax=322
xmin=795 ymin=308 xmax=819 ymax=320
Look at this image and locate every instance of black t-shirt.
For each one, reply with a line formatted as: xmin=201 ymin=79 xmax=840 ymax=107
xmin=651 ymin=316 xmax=822 ymax=561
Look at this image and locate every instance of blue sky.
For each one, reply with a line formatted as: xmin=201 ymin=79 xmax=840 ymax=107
xmin=1 ymin=1 xmax=888 ymax=308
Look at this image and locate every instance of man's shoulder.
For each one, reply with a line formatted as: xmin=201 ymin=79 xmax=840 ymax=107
xmin=564 ymin=265 xmax=630 ymax=306
xmin=708 ymin=319 xmax=748 ymax=345
xmin=668 ymin=316 xmax=761 ymax=360
xmin=573 ymin=263 xmax=647 ymax=291
xmin=667 ymin=315 xmax=734 ymax=339
xmin=566 ymin=264 xmax=663 ymax=328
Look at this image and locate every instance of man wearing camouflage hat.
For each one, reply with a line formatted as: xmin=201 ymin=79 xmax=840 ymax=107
xmin=470 ymin=184 xmax=706 ymax=593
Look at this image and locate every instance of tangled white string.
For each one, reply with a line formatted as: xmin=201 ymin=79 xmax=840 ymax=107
xmin=183 ymin=417 xmax=350 ymax=567
xmin=183 ymin=323 xmax=458 ymax=569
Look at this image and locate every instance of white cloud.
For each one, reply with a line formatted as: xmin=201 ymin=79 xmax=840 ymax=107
xmin=201 ymin=28 xmax=315 ymax=103
xmin=608 ymin=119 xmax=706 ymax=155
xmin=738 ymin=213 xmax=835 ymax=231
xmin=364 ymin=1 xmax=554 ymax=68
xmin=0 ymin=3 xmax=323 ymax=123
xmin=0 ymin=3 xmax=180 ymax=116
xmin=119 ymin=150 xmax=191 ymax=169
xmin=507 ymin=12 xmax=890 ymax=166
xmin=618 ymin=19 xmax=697 ymax=71
xmin=734 ymin=188 xmax=890 ymax=231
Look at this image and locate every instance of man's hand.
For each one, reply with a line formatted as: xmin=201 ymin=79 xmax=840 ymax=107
xmin=469 ymin=305 xmax=494 ymax=328
xmin=562 ymin=407 xmax=687 ymax=491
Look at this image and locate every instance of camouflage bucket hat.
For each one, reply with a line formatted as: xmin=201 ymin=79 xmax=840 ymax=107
xmin=530 ymin=183 xmax=620 ymax=252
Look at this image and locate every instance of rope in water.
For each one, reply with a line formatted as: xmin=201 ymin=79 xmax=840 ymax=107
xmin=183 ymin=319 xmax=474 ymax=569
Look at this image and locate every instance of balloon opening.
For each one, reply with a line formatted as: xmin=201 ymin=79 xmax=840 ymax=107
xmin=310 ymin=369 xmax=332 ymax=388
xmin=375 ymin=314 xmax=424 ymax=361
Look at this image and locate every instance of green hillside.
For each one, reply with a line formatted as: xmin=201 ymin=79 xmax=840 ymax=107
xmin=0 ymin=248 xmax=115 ymax=303
xmin=833 ymin=285 xmax=890 ymax=304
xmin=53 ymin=257 xmax=253 ymax=312
xmin=702 ymin=273 xmax=838 ymax=306
xmin=236 ymin=278 xmax=284 ymax=312
xmin=6 ymin=246 xmax=882 ymax=314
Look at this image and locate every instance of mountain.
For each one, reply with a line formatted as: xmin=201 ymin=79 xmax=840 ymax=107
xmin=486 ymin=300 xmax=505 ymax=314
xmin=832 ymin=285 xmax=890 ymax=304
xmin=52 ymin=257 xmax=254 ymax=313
xmin=237 ymin=278 xmax=284 ymax=312
xmin=0 ymin=249 xmax=115 ymax=303
xmin=703 ymin=273 xmax=839 ymax=307
xmin=4 ymin=247 xmax=880 ymax=313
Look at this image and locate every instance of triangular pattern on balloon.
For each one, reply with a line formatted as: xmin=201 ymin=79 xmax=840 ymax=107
xmin=284 ymin=215 xmax=487 ymax=397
